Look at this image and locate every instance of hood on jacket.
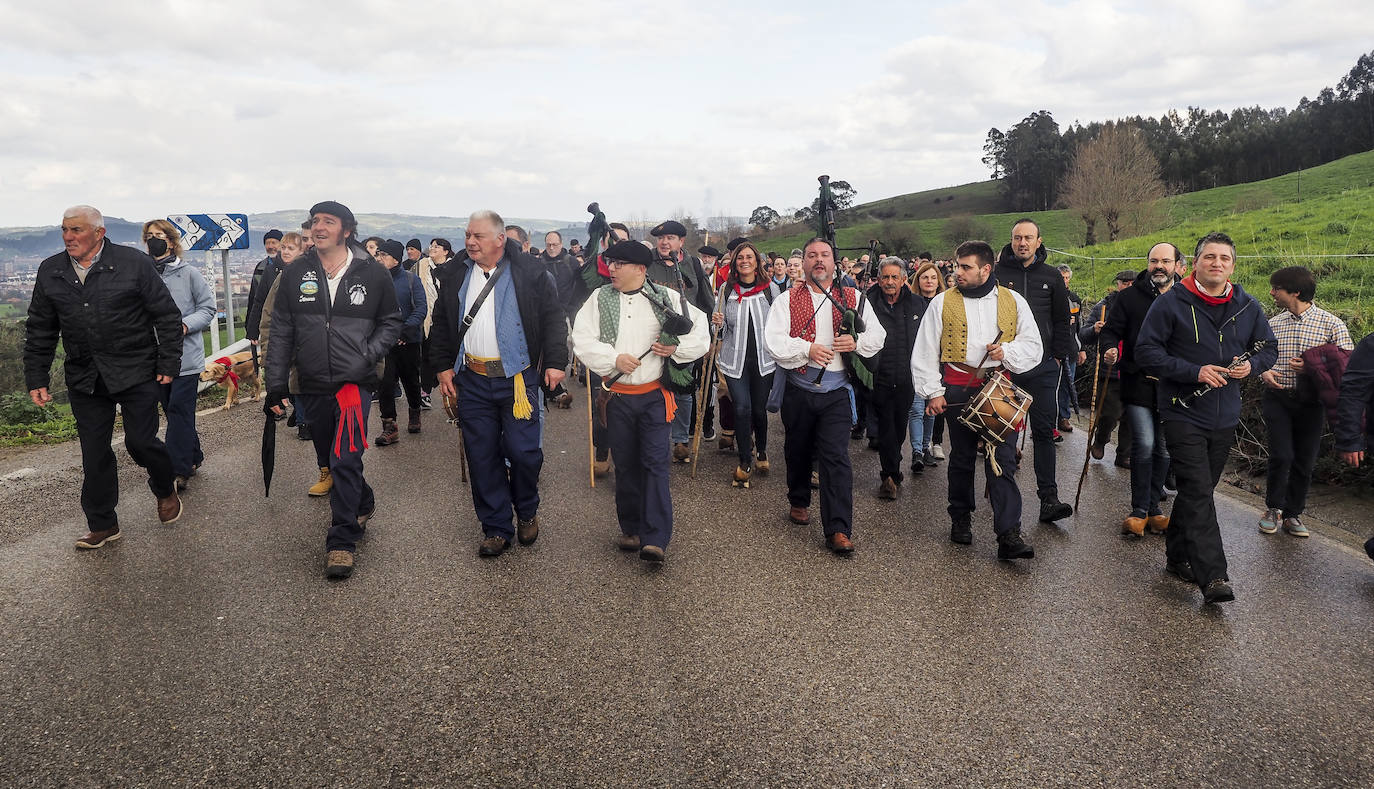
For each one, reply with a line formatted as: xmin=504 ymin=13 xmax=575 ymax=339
xmin=996 ymin=241 xmax=1048 ymax=270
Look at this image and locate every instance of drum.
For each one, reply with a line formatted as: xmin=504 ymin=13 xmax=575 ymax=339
xmin=956 ymin=370 xmax=1032 ymax=445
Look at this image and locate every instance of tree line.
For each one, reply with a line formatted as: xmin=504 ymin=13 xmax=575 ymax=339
xmin=983 ymin=49 xmax=1374 ymax=212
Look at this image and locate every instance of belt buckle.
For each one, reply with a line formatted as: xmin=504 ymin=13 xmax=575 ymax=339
xmin=486 ymin=359 xmax=505 ymax=378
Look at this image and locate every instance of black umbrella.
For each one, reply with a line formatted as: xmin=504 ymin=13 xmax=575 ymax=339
xmin=261 ymin=404 xmax=277 ymax=496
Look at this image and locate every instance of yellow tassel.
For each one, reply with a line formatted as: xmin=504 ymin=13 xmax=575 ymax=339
xmin=512 ymin=370 xmax=533 ymax=420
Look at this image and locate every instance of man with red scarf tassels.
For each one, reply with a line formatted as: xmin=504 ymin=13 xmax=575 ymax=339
xmin=764 ymin=237 xmax=887 ymax=554
xmin=1136 ymin=232 xmax=1277 ymax=606
xmin=266 ymin=201 xmax=402 ymax=580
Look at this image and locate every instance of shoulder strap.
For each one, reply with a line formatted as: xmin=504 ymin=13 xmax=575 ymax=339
xmin=452 ymin=261 xmax=508 ymax=352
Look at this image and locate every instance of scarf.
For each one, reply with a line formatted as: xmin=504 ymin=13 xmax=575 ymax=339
xmin=1181 ymin=274 xmax=1233 ymax=305
xmin=733 ymin=278 xmax=770 ymax=300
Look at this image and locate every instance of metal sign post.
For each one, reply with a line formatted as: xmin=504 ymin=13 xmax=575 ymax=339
xmin=170 ymin=213 xmax=249 ymax=348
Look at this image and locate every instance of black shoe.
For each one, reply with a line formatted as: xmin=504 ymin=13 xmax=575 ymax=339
xmin=996 ymin=531 xmax=1035 ymax=561
xmin=297 ymin=423 xmax=311 ymax=441
xmin=1203 ymin=579 xmax=1235 ymax=604
xmin=1365 ymin=536 xmax=1374 ymax=562
xmin=850 ymin=427 xmax=865 ymax=441
xmin=950 ymin=515 xmax=973 ymax=545
xmin=1038 ymin=498 xmax=1073 ymax=522
xmin=867 ymin=437 xmax=880 ymax=451
xmin=287 ymin=410 xmax=298 ymax=427
xmin=910 ymin=458 xmax=925 ymax=475
xmin=1165 ymin=561 xmax=1196 ymax=584
xmin=478 ymin=536 xmax=509 ymax=557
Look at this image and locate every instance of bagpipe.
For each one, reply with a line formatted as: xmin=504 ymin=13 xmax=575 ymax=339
xmin=812 ymin=174 xmax=878 ymax=388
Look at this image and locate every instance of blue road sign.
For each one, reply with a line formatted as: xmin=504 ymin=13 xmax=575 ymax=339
xmin=168 ymin=214 xmax=250 ymax=251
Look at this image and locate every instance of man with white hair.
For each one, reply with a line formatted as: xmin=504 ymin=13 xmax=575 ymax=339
xmin=24 ymin=205 xmax=187 ymax=548
xmin=429 ymin=210 xmax=569 ymax=557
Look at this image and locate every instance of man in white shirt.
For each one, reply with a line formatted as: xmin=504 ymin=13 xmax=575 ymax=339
xmin=764 ymin=238 xmax=887 ymax=554
xmin=910 ymin=240 xmax=1043 ymax=561
xmin=571 ymin=240 xmax=709 ymax=563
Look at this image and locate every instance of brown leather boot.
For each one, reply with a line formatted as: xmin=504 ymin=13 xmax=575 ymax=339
xmin=1146 ymin=514 xmax=1170 ymax=534
xmin=407 ymin=408 xmax=422 ymax=433
xmin=375 ymin=418 xmax=399 ymax=446
xmin=1121 ymin=516 xmax=1146 ymax=538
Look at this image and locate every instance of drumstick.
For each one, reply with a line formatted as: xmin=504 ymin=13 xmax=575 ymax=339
xmin=972 ymin=330 xmax=1004 ymax=377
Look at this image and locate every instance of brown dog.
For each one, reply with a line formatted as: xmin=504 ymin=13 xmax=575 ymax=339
xmin=200 ymin=351 xmax=262 ymax=410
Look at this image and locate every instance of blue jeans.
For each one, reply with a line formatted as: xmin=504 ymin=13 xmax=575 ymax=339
xmin=160 ymin=373 xmax=203 ymax=477
xmin=1057 ymin=360 xmax=1078 ymax=420
xmin=1123 ymin=404 xmax=1169 ymax=517
xmin=908 ymin=394 xmax=933 ymax=454
xmin=670 ymin=392 xmax=693 ymax=445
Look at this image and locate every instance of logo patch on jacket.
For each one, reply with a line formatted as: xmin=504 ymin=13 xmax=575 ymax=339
xmin=348 ymin=284 xmax=367 ymax=306
xmin=300 ymin=280 xmax=319 ymax=296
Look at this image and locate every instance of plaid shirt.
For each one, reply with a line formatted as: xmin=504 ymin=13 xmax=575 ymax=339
xmin=1267 ymin=303 xmax=1354 ymax=389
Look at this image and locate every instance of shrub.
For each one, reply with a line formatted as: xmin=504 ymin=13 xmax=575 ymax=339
xmin=0 ymin=392 xmax=51 ymax=425
xmin=1324 ymin=221 xmax=1351 ymax=235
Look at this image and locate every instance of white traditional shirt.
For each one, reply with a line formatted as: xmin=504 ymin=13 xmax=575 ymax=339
xmin=763 ymin=285 xmax=887 ymax=373
xmin=462 ymin=261 xmax=501 ymax=358
xmin=571 ymin=285 xmax=710 ymax=386
xmin=909 ymin=286 xmax=1043 ymax=400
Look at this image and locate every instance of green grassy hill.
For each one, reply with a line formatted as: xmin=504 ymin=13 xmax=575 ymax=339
xmin=759 ymin=151 xmax=1374 ymax=336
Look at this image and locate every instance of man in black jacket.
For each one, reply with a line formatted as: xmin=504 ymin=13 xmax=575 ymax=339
xmin=265 ymin=201 xmax=402 ymax=580
xmin=245 ymin=229 xmax=283 ymax=350
xmin=539 ymin=230 xmax=579 ymax=408
xmin=428 ymin=210 xmax=569 ymax=558
xmin=1100 ymin=243 xmax=1184 ymax=538
xmin=25 ymin=205 xmax=186 ymax=548
xmin=867 ymin=257 xmax=924 ymax=499
xmin=647 ymin=220 xmax=715 ymax=461
xmin=993 ymin=219 xmax=1074 ymax=522
xmin=1333 ymin=331 xmax=1374 ymax=561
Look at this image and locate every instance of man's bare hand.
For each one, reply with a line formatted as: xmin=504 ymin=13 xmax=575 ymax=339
xmin=1339 ymin=450 xmax=1363 ymax=467
xmin=985 ymin=342 xmax=1005 ymax=362
xmin=833 ymin=335 xmax=857 ymax=353
xmin=1103 ymin=347 xmax=1119 ymax=364
xmin=1077 ymin=350 xmax=1087 ymax=365
xmin=650 ymin=342 xmax=676 ymax=358
xmin=1287 ymin=356 xmax=1305 ymax=372
xmin=808 ymin=343 xmax=834 ymax=366
xmin=1198 ymin=364 xmax=1230 ymax=388
xmin=1228 ymin=359 xmax=1251 ymax=379
xmin=1260 ymin=370 xmax=1282 ymax=389
xmin=1094 ymin=318 xmax=1105 ymax=333
xmin=29 ymin=387 xmax=51 ymax=407
xmin=544 ymin=368 xmax=565 ymax=390
xmin=438 ymin=369 xmax=458 ymax=399
xmin=156 ymin=374 xmax=173 ymax=385
xmin=926 ymin=395 xmax=946 ymax=416
xmin=615 ymin=353 xmax=641 ymax=374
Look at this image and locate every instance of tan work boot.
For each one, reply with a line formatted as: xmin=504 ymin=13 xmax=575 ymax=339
xmin=1146 ymin=514 xmax=1169 ymax=534
xmin=1121 ymin=516 xmax=1146 ymax=539
xmin=308 ymin=466 xmax=333 ymax=497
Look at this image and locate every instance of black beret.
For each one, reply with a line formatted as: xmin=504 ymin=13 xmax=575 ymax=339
xmin=698 ymin=246 xmax=720 ymax=258
xmin=263 ymin=229 xmax=283 ymax=242
xmin=309 ymin=200 xmax=355 ymax=227
xmin=378 ymin=239 xmax=405 ymax=262
xmin=406 ymin=238 xmax=423 ymax=250
xmin=650 ymin=220 xmax=687 ymax=238
xmin=604 ymin=240 xmax=652 ymax=267
xmin=726 ymin=236 xmax=749 ymax=252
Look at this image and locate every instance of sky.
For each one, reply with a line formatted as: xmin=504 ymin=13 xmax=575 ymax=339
xmin=2 ymin=0 xmax=1372 ymax=229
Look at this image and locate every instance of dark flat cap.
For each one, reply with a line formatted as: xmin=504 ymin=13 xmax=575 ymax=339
xmin=650 ymin=220 xmax=687 ymax=238
xmin=377 ymin=239 xmax=405 ymax=262
xmin=698 ymin=246 xmax=720 ymax=258
xmin=726 ymin=236 xmax=749 ymax=252
xmin=263 ymin=229 xmax=283 ymax=242
xmin=309 ymin=200 xmax=355 ymax=227
xmin=1114 ymin=269 xmax=1136 ymax=282
xmin=604 ymin=240 xmax=653 ymax=266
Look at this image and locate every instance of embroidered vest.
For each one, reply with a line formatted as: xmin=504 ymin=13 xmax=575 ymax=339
xmin=940 ymin=287 xmax=1018 ymax=363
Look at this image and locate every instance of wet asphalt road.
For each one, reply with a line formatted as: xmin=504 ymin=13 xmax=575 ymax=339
xmin=1 ymin=387 xmax=1371 ymax=788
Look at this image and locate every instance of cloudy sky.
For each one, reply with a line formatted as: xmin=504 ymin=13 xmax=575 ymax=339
xmin=2 ymin=0 xmax=1371 ymax=228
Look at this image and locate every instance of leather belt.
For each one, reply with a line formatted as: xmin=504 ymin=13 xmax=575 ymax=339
xmin=464 ymin=355 xmax=506 ymax=377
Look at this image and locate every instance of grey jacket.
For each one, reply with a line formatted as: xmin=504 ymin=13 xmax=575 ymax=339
xmin=159 ymin=257 xmax=218 ymax=377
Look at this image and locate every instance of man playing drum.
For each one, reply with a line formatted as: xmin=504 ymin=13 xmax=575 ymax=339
xmin=910 ymin=241 xmax=1043 ymax=561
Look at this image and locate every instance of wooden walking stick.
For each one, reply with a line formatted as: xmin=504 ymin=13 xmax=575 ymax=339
xmin=1074 ymin=351 xmax=1114 ymax=511
xmin=689 ymin=327 xmax=721 ymax=478
xmin=584 ymin=355 xmax=596 ymax=489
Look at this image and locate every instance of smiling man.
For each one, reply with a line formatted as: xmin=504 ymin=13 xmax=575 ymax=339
xmin=24 ymin=205 xmax=186 ymax=549
xmin=1136 ymin=232 xmax=1277 ymax=605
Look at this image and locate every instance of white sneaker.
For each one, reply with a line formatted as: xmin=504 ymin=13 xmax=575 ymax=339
xmin=931 ymin=445 xmax=945 ymax=460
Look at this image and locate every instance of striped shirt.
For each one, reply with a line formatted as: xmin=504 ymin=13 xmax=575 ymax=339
xmin=1267 ymin=303 xmax=1354 ymax=389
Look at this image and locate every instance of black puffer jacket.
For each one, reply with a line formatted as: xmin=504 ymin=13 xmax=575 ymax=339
xmin=428 ymin=239 xmax=570 ymax=377
xmin=24 ymin=242 xmax=182 ymax=394
xmin=264 ymin=243 xmax=402 ymax=395
xmin=245 ymin=254 xmax=281 ymax=341
xmin=993 ymin=243 xmax=1072 ymax=370
xmin=866 ymin=283 xmax=924 ymax=387
xmin=1100 ymin=269 xmax=1175 ymax=407
xmin=539 ymin=249 xmax=581 ymax=323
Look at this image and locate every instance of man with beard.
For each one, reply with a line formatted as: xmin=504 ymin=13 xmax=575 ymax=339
xmin=1136 ymin=232 xmax=1277 ymax=604
xmin=265 ymin=201 xmax=402 ymax=580
xmin=428 ymin=211 xmax=568 ymax=558
xmin=647 ymin=220 xmax=715 ymax=462
xmin=993 ymin=219 xmax=1074 ymax=524
xmin=911 ymin=241 xmax=1041 ymax=561
xmin=1100 ymin=243 xmax=1184 ymax=540
xmin=765 ymin=238 xmax=886 ymax=554
xmin=570 ymin=240 xmax=709 ymax=563
xmin=867 ymin=257 xmax=923 ymax=500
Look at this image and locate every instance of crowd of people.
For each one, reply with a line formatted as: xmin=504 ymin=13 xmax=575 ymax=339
xmin=22 ymin=203 xmax=1374 ymax=605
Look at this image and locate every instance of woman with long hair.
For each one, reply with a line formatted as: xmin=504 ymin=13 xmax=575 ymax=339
xmin=710 ymin=242 xmax=781 ymax=488
xmin=908 ymin=261 xmax=947 ymax=471
xmin=416 ymin=238 xmax=452 ymax=407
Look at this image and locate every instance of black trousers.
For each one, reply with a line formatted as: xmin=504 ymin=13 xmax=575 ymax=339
xmin=724 ymin=365 xmax=772 ymax=469
xmin=782 ymin=386 xmax=853 ymax=537
xmin=379 ymin=342 xmax=422 ymax=420
xmin=1261 ymin=390 xmax=1324 ymax=517
xmin=606 ymin=389 xmax=673 ymax=549
xmin=299 ymin=390 xmax=375 ymax=553
xmin=69 ymin=377 xmax=175 ymax=531
xmin=1009 ymin=364 xmax=1059 ymax=502
xmin=945 ymin=384 xmax=1022 ymax=536
xmin=872 ymin=381 xmax=916 ymax=483
xmin=1162 ymin=421 xmax=1235 ymax=589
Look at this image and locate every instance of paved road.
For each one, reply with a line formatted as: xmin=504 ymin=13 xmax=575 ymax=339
xmin=1 ymin=388 xmax=1371 ymax=787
